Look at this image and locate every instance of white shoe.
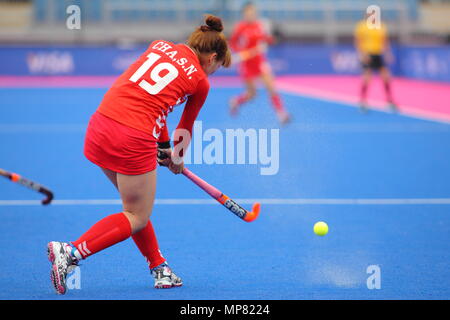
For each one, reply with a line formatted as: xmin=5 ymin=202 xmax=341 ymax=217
xmin=47 ymin=241 xmax=78 ymax=295
xmin=151 ymin=263 xmax=183 ymax=289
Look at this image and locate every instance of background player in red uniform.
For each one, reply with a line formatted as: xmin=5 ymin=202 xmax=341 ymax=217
xmin=229 ymin=2 xmax=290 ymax=124
xmin=47 ymin=15 xmax=231 ymax=294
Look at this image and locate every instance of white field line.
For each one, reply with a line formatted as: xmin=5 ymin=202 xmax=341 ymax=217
xmin=1 ymin=122 xmax=450 ymax=134
xmin=1 ymin=198 xmax=450 ymax=206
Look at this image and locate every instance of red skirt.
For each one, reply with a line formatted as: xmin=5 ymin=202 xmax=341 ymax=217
xmin=240 ymin=55 xmax=271 ymax=80
xmin=84 ymin=111 xmax=158 ymax=175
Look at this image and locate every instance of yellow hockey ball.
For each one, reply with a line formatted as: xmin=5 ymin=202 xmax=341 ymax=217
xmin=313 ymin=221 xmax=328 ymax=236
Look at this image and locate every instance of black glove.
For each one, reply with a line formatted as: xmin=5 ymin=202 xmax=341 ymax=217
xmin=157 ymin=141 xmax=171 ymax=165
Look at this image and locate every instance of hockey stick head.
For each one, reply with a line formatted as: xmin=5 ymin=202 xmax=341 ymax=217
xmin=243 ymin=202 xmax=261 ymax=222
xmin=41 ymin=189 xmax=54 ymax=205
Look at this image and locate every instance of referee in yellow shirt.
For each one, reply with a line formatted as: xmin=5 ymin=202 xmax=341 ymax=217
xmin=354 ymin=13 xmax=397 ymax=112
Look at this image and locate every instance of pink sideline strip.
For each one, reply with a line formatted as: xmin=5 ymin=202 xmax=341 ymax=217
xmin=1 ymin=75 xmax=449 ymax=123
xmin=275 ymin=75 xmax=450 ymax=124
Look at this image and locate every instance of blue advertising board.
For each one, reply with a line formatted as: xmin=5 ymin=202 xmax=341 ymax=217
xmin=0 ymin=44 xmax=449 ymax=82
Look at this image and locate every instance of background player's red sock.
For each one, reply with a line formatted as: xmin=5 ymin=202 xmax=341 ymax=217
xmin=72 ymin=212 xmax=132 ymax=259
xmin=132 ymin=220 xmax=166 ymax=269
xmin=234 ymin=93 xmax=251 ymax=106
xmin=270 ymin=93 xmax=286 ymax=113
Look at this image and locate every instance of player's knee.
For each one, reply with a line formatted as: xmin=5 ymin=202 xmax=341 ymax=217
xmin=248 ymin=89 xmax=256 ymax=100
xmin=123 ymin=210 xmax=149 ymax=232
xmin=267 ymin=87 xmax=276 ymax=96
xmin=134 ymin=218 xmax=149 ymax=232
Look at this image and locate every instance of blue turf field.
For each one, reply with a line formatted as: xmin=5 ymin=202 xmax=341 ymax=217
xmin=0 ymin=86 xmax=449 ymax=299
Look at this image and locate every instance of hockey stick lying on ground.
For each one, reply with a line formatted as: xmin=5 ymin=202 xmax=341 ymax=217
xmin=158 ymin=152 xmax=260 ymax=222
xmin=0 ymin=168 xmax=54 ymax=205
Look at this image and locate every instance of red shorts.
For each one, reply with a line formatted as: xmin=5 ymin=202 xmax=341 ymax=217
xmin=84 ymin=111 xmax=158 ymax=175
xmin=240 ymin=56 xmax=271 ymax=80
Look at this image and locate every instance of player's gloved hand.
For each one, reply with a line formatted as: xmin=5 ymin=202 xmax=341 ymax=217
xmin=239 ymin=49 xmax=251 ymax=62
xmin=157 ymin=141 xmax=185 ymax=174
xmin=157 ymin=141 xmax=172 ymax=167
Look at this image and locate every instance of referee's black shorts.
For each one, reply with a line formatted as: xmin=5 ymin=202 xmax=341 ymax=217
xmin=362 ymin=54 xmax=385 ymax=71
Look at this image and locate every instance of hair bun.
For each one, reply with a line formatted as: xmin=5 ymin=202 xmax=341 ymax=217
xmin=204 ymin=15 xmax=224 ymax=32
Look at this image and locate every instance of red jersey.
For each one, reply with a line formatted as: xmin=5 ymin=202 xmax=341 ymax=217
xmin=98 ymin=40 xmax=209 ymax=144
xmin=229 ymin=20 xmax=273 ymax=65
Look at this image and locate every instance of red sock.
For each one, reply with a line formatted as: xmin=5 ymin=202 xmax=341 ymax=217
xmin=270 ymin=94 xmax=285 ymax=112
xmin=234 ymin=93 xmax=251 ymax=106
xmin=132 ymin=220 xmax=165 ymax=269
xmin=72 ymin=212 xmax=132 ymax=259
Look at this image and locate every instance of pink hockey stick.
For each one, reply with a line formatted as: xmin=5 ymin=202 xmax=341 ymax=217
xmin=182 ymin=168 xmax=260 ymax=222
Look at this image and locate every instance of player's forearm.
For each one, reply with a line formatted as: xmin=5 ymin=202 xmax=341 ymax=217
xmin=172 ymin=126 xmax=192 ymax=159
xmin=158 ymin=123 xmax=170 ymax=144
xmin=354 ymin=39 xmax=367 ymax=60
xmin=259 ymin=34 xmax=274 ymax=45
xmin=171 ymin=79 xmax=208 ymax=157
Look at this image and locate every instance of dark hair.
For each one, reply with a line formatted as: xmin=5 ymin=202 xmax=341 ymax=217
xmin=187 ymin=15 xmax=231 ymax=68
